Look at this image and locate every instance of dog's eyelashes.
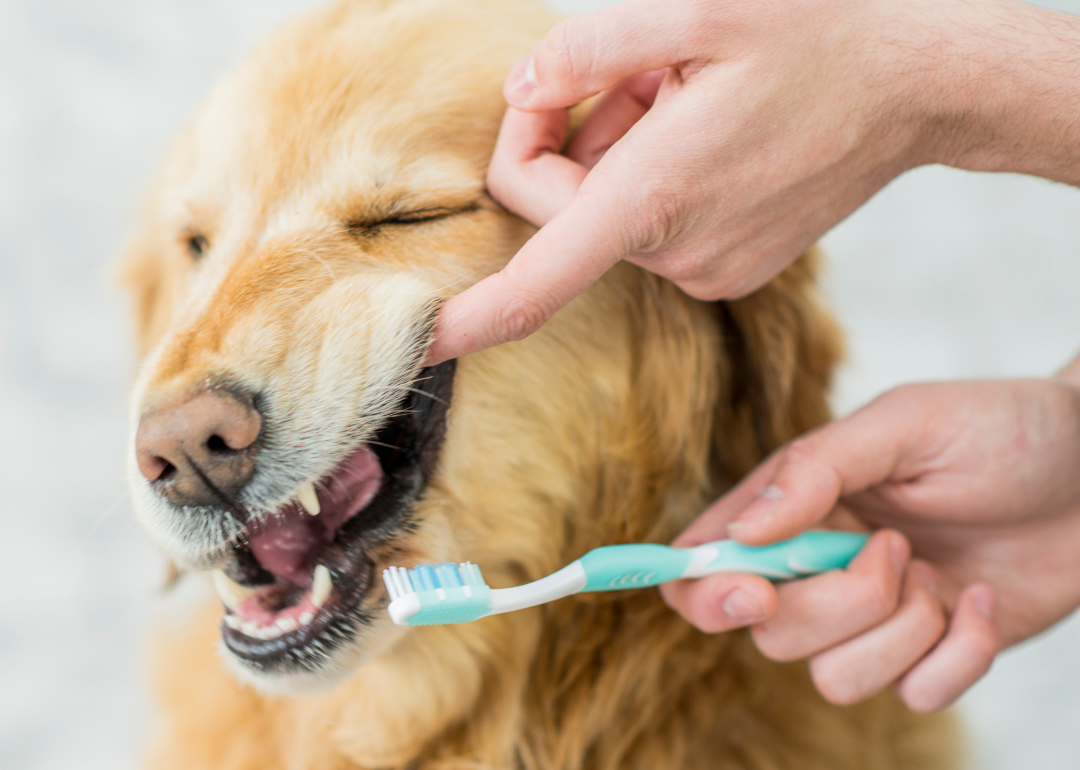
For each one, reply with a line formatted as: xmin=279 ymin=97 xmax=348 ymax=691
xmin=385 ymin=207 xmax=459 ymax=224
xmin=346 ymin=203 xmax=480 ymax=237
xmin=186 ymin=234 xmax=210 ymax=260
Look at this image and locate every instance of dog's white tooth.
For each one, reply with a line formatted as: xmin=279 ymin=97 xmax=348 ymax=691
xmin=223 ymin=614 xmax=241 ymax=630
xmin=299 ymin=612 xmax=315 ymax=626
xmin=212 ymin=570 xmax=256 ymax=611
xmin=297 ymin=482 xmax=320 ymax=516
xmin=241 ymin=622 xmax=260 ymax=638
xmin=276 ymin=616 xmax=298 ymax=633
xmin=312 ymin=565 xmax=332 ymax=608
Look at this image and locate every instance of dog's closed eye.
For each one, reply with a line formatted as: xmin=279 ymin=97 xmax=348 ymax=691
xmin=347 ymin=203 xmax=480 ymax=238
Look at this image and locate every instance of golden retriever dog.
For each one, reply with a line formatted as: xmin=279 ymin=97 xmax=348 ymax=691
xmin=121 ymin=0 xmax=959 ymax=767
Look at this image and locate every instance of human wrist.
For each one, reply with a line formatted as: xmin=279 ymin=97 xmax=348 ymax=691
xmin=905 ymin=0 xmax=1080 ymax=183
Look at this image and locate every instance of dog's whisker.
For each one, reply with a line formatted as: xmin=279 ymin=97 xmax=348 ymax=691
xmin=364 ymin=440 xmax=401 ymax=451
xmin=378 ymin=385 xmax=449 ymax=406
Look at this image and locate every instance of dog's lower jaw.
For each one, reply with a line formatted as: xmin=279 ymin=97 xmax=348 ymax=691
xmin=212 ymin=360 xmax=456 ymax=688
xmin=221 ymin=617 xmax=379 ymax=695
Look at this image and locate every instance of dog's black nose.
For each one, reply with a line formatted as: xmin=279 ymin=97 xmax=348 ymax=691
xmin=135 ymin=389 xmax=261 ymax=507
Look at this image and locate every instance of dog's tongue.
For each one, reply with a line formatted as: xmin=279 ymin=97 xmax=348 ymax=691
xmin=247 ymin=446 xmax=383 ymax=586
xmin=249 ymin=518 xmax=326 ymax=586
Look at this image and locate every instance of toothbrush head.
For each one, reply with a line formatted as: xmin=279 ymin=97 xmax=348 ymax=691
xmin=382 ymin=561 xmax=493 ymax=626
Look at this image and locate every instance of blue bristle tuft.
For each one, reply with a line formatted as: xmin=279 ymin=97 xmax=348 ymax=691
xmin=418 ymin=565 xmax=437 ymax=590
xmin=407 ymin=568 xmax=422 ymax=593
xmin=439 ymin=563 xmax=463 ymax=587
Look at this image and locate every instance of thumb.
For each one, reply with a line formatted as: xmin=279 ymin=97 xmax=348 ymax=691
xmin=506 ymin=1 xmax=700 ymax=110
xmin=425 ymin=188 xmax=631 ymax=365
xmin=719 ymin=394 xmax=921 ymax=545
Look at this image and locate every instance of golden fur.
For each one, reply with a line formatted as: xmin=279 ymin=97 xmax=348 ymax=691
xmin=121 ymin=0 xmax=960 ymax=767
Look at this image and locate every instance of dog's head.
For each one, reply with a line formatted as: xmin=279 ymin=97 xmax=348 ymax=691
xmin=123 ymin=0 xmax=551 ymax=689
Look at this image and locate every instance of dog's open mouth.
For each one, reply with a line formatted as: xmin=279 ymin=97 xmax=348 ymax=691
xmin=210 ymin=360 xmax=455 ymax=673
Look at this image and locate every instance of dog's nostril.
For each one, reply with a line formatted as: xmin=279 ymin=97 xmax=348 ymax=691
xmin=135 ymin=388 xmax=262 ymax=505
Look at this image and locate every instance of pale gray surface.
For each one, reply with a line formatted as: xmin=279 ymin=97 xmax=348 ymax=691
xmin=2 ymin=1 xmax=1080 ymax=768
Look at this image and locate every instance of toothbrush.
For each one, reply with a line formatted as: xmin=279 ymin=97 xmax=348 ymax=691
xmin=382 ymin=530 xmax=868 ymax=626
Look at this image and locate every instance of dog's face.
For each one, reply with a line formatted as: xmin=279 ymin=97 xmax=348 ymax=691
xmin=124 ymin=0 xmax=547 ymax=688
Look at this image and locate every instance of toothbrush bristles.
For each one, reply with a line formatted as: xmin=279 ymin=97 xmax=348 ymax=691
xmin=382 ymin=561 xmax=488 ymax=600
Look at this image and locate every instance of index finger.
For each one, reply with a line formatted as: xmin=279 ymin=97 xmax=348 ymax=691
xmin=508 ymin=0 xmax=712 ymax=110
xmin=425 ymin=185 xmax=631 ymax=365
xmin=725 ymin=392 xmax=923 ymax=545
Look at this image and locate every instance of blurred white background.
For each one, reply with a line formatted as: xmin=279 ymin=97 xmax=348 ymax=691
xmin=2 ymin=0 xmax=1080 ymax=767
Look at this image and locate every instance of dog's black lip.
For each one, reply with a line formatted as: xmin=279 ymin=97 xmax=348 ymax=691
xmin=220 ymin=360 xmax=456 ymax=674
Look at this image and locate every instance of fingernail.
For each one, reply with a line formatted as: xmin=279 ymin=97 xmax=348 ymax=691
xmin=728 ymin=485 xmax=783 ymax=535
xmin=887 ymin=533 xmax=908 ymax=573
xmin=506 ymin=53 xmax=537 ymax=105
xmin=969 ymin=586 xmax=996 ymax=619
xmin=722 ymin=588 xmax=765 ymax=624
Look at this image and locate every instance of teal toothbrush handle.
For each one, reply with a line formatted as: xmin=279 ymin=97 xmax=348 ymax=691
xmin=578 ymin=530 xmax=868 ymax=592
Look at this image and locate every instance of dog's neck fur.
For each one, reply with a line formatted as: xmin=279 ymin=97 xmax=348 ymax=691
xmin=146 ymin=259 xmax=957 ymax=770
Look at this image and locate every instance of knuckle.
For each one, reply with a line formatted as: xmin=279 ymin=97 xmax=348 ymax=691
xmin=911 ymin=581 xmax=947 ymax=624
xmin=858 ymin=577 xmax=900 ymax=621
xmin=656 ymin=252 xmax=710 ymax=288
xmin=782 ymin=436 xmax=818 ymax=463
xmin=493 ymin=292 xmax=551 ymax=343
xmin=485 ymin=165 xmax=517 ymax=209
xmin=963 ymin=643 xmax=998 ymax=682
xmin=898 ymin=680 xmax=948 ymax=714
xmin=626 ymin=184 xmax=683 ymax=254
xmin=809 ymin=659 xmax=864 ymax=707
xmin=776 ymin=435 xmax=826 ymax=475
xmin=750 ymin=628 xmax=800 ymax=663
xmin=874 ymin=382 xmax=927 ymax=414
xmin=540 ymin=18 xmax=595 ymax=86
xmin=968 ymin=627 xmax=1000 ymax=667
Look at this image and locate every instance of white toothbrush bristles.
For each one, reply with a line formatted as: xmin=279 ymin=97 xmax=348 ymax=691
xmin=382 ymin=561 xmax=488 ymax=602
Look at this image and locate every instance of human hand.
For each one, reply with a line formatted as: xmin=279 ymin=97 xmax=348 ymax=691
xmin=425 ymin=0 xmax=1080 ymax=365
xmin=661 ymin=372 xmax=1080 ymax=711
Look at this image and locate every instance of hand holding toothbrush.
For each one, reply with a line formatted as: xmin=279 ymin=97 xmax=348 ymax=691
xmin=663 ymin=367 xmax=1080 ymax=712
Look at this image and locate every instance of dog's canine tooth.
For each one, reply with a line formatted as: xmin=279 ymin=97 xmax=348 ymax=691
xmin=212 ymin=570 xmax=257 ymax=610
xmin=223 ymin=614 xmax=242 ymax=630
xmin=297 ymin=481 xmax=320 ymax=516
xmin=312 ymin=565 xmax=332 ymax=608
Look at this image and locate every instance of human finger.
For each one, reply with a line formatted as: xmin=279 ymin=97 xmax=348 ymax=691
xmin=750 ymin=530 xmax=908 ymax=661
xmin=669 ymin=452 xmax=786 ymax=548
xmin=425 ymin=189 xmax=630 ymax=365
xmin=564 ymin=70 xmax=666 ymax=169
xmin=808 ymin=562 xmax=947 ymax=706
xmin=505 ymin=1 xmax=708 ymax=109
xmin=486 ymin=106 xmax=587 ymax=227
xmin=660 ymin=572 xmax=778 ymax=633
xmin=725 ymin=393 xmax=923 ymax=546
xmin=895 ymin=584 xmax=998 ymax=712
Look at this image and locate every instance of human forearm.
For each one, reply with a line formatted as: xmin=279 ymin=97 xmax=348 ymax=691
xmin=916 ymin=0 xmax=1080 ymax=184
